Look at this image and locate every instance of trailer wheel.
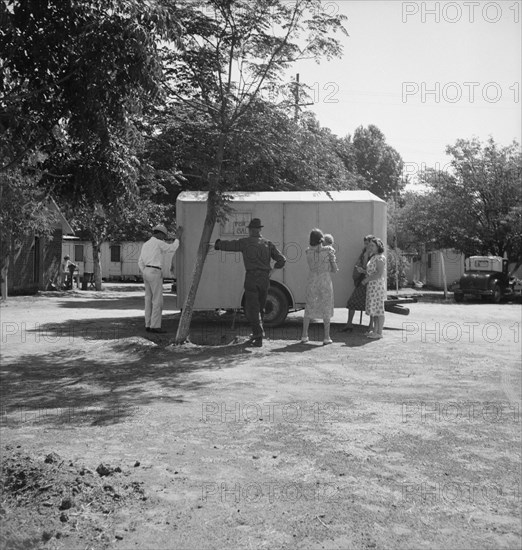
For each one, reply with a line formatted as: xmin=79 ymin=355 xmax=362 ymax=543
xmin=454 ymin=292 xmax=464 ymax=303
xmin=263 ymin=286 xmax=288 ymax=327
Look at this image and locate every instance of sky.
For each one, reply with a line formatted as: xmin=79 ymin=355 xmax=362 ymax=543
xmin=287 ymin=0 xmax=521 ymax=180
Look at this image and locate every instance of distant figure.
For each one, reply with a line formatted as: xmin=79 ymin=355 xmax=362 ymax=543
xmin=341 ymin=235 xmax=374 ymax=332
xmin=138 ymin=224 xmax=183 ymax=334
xmin=62 ymin=255 xmax=77 ymax=290
xmin=362 ymin=237 xmax=386 ymax=339
xmin=214 ymin=218 xmax=286 ymax=347
xmin=301 ymin=228 xmax=338 ymax=345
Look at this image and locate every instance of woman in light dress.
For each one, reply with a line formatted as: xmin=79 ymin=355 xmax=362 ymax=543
xmin=301 ymin=228 xmax=338 ymax=345
xmin=361 ymin=237 xmax=386 ymax=339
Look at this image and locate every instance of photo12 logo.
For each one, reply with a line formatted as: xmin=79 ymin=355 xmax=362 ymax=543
xmin=401 ymin=481 xmax=520 ymax=504
xmin=401 ymin=401 xmax=520 ymax=423
xmin=402 ymin=161 xmax=453 ymax=181
xmin=402 ymin=82 xmax=520 ymax=104
xmin=401 ymin=322 xmax=520 ymax=343
xmin=201 ymin=481 xmax=344 ymax=504
xmin=1 ymin=403 xmax=140 ymax=426
xmin=263 ymin=81 xmax=340 ymax=105
xmin=200 ymin=401 xmax=340 ymax=423
xmin=1 ymin=322 xmax=121 ymax=344
xmin=402 ymin=2 xmax=520 ymax=23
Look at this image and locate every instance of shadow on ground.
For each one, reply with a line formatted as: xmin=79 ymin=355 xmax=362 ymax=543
xmin=1 ymin=302 xmax=403 ymax=430
xmin=55 ymin=295 xmax=164 ymax=310
xmin=21 ymin=306 xmax=405 ymax=348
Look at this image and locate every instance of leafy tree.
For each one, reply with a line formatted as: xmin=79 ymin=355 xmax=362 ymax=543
xmin=0 ymin=166 xmax=59 ymax=298
xmin=161 ymin=102 xmax=357 ymax=193
xmin=387 ymin=249 xmax=409 ymax=290
xmin=165 ymin=0 xmax=348 ymax=343
xmin=64 ymin=180 xmax=176 ymax=271
xmin=351 ymin=125 xmax=404 ymax=200
xmin=445 ymin=137 xmax=522 ymax=258
xmin=397 ymin=138 xmax=522 ymax=261
xmin=1 ymin=0 xmax=181 ymax=288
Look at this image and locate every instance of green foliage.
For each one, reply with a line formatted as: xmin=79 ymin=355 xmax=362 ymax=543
xmin=351 ymin=125 xmax=404 ymax=200
xmin=0 ymin=0 xmax=181 ymax=282
xmin=163 ymin=0 xmax=347 ymax=192
xmin=397 ymin=138 xmax=522 ymax=260
xmin=159 ymin=101 xmax=358 ymax=193
xmin=0 ymin=167 xmax=59 ymax=269
xmin=386 ymin=248 xmax=410 ymax=290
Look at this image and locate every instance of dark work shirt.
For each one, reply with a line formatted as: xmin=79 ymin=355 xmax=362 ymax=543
xmin=215 ymin=236 xmax=286 ymax=271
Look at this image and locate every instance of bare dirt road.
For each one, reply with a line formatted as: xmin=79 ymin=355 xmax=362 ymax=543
xmin=1 ymin=285 xmax=520 ymax=550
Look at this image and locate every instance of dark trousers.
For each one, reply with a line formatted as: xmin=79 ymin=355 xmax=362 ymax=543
xmin=244 ymin=271 xmax=270 ymax=338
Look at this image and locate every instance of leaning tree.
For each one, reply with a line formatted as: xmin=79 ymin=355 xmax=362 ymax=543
xmin=164 ymin=0 xmax=348 ymax=343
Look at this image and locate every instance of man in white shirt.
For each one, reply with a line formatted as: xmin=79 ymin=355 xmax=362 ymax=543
xmin=138 ymin=224 xmax=183 ymax=334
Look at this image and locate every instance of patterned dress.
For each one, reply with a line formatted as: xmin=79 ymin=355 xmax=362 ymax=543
xmin=304 ymin=245 xmax=336 ymax=320
xmin=365 ymin=254 xmax=386 ymax=316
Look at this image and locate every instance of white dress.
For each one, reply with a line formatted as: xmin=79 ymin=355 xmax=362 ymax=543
xmin=304 ymin=245 xmax=336 ymax=319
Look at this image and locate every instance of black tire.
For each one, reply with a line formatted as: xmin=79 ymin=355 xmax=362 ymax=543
xmin=263 ymin=285 xmax=289 ymax=327
xmin=454 ymin=292 xmax=464 ymax=303
xmin=490 ymin=281 xmax=502 ymax=304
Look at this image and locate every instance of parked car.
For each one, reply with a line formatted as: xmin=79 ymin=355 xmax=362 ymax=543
xmin=453 ymin=256 xmax=522 ymax=303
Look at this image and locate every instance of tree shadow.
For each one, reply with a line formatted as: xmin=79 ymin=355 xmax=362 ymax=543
xmin=56 ymin=295 xmax=168 ymax=310
xmin=1 ymin=315 xmax=260 ymax=430
xmin=1 ymin=308 xmax=408 ymax=429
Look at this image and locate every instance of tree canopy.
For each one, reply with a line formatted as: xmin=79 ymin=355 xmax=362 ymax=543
xmin=350 ymin=125 xmax=404 ymax=200
xmin=396 ymin=137 xmax=522 ymax=260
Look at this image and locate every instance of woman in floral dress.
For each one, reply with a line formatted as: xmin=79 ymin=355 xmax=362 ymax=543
xmin=301 ymin=228 xmax=338 ymax=345
xmin=362 ymin=237 xmax=386 ymax=339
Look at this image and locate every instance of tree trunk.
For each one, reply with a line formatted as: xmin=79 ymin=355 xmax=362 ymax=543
xmin=1 ymin=242 xmax=11 ymax=301
xmin=175 ymin=127 xmax=227 ymax=344
xmin=175 ymin=192 xmax=218 ymax=344
xmin=1 ymin=260 xmax=8 ymax=301
xmin=440 ymin=250 xmax=448 ymax=299
xmin=92 ymin=239 xmax=103 ymax=291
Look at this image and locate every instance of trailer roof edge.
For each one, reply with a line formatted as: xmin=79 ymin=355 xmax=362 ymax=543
xmin=177 ymin=190 xmax=386 ymax=203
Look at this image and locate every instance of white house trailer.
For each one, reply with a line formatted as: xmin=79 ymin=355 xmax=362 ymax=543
xmin=62 ymin=239 xmax=175 ymax=280
xmin=425 ymin=249 xmax=466 ymax=288
xmin=175 ymin=191 xmax=387 ymax=323
xmin=407 ymin=249 xmax=466 ymax=288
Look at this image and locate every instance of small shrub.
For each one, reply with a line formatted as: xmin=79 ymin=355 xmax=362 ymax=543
xmin=387 ymin=249 xmax=409 ymax=290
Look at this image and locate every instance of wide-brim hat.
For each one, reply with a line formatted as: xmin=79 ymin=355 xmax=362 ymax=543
xmin=152 ymin=224 xmax=168 ymax=236
xmin=248 ymin=218 xmax=263 ymax=229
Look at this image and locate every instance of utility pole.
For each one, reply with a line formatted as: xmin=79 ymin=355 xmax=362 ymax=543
xmin=293 ymin=73 xmax=314 ymax=122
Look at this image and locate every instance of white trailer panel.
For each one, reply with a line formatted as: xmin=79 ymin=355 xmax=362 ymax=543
xmin=176 ymin=191 xmax=386 ymax=316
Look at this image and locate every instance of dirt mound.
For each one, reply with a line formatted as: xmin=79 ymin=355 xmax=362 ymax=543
xmin=0 ymin=446 xmax=147 ymax=549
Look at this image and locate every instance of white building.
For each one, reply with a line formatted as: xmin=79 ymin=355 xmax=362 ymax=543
xmin=62 ymin=237 xmax=175 ymax=281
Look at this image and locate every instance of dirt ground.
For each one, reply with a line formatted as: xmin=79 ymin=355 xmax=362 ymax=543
xmin=1 ymin=284 xmax=521 ymax=550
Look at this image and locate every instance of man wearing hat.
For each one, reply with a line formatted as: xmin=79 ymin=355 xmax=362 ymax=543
xmin=138 ymin=224 xmax=183 ymax=334
xmin=214 ymin=218 xmax=285 ymax=347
